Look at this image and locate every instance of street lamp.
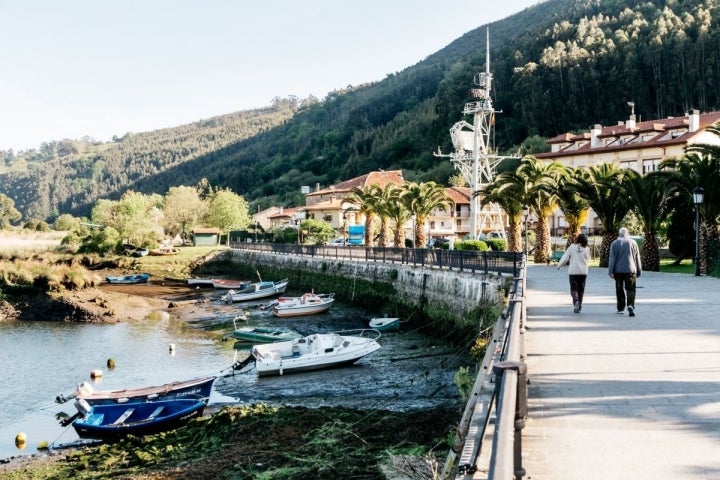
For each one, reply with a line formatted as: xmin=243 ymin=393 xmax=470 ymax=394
xmin=693 ymin=186 xmax=704 ymax=276
xmin=522 ymin=205 xmax=530 ymax=257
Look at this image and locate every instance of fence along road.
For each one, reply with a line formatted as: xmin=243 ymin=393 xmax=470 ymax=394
xmin=522 ymin=263 xmax=720 ymax=479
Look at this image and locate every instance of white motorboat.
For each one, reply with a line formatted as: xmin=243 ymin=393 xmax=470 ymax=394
xmin=271 ymin=293 xmax=334 ymax=317
xmin=223 ymin=279 xmax=289 ymax=303
xmin=250 ymin=331 xmax=381 ymax=376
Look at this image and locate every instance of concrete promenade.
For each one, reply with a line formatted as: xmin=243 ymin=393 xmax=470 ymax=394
xmin=522 ymin=264 xmax=720 ymax=480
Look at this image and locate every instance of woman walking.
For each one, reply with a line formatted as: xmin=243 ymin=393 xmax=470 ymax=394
xmin=556 ymin=234 xmax=590 ymax=313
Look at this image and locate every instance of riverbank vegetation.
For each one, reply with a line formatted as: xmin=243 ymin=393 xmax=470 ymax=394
xmin=2 ymin=404 xmax=460 ymax=480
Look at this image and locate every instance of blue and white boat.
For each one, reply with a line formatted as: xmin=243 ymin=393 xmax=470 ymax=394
xmin=105 ymin=273 xmax=150 ymax=284
xmin=71 ymin=398 xmax=206 ymax=439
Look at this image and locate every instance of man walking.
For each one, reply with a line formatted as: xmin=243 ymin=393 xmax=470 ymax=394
xmin=608 ymin=227 xmax=642 ymax=316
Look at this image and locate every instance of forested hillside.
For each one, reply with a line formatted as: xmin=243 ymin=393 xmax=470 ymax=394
xmin=3 ymin=0 xmax=720 ymax=223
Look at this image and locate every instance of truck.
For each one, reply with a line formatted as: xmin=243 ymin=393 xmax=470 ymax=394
xmin=347 ymin=225 xmax=365 ymax=246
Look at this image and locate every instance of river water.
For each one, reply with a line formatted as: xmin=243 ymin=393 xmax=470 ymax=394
xmin=0 ymin=300 xmax=471 ymax=460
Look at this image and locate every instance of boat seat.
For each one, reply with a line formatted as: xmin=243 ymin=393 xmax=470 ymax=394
xmin=148 ymin=406 xmax=164 ymax=420
xmin=111 ymin=408 xmax=135 ymax=425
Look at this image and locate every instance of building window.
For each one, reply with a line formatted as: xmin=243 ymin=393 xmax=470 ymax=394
xmin=642 ymin=159 xmax=661 ymax=174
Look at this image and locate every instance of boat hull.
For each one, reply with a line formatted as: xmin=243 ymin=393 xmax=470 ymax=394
xmin=232 ymin=326 xmax=302 ymax=343
xmin=271 ymin=293 xmax=334 ymax=317
xmin=105 ymin=273 xmax=150 ymax=284
xmin=252 ymin=332 xmax=380 ymax=376
xmin=72 ymin=399 xmax=206 ymax=440
xmin=224 ymin=279 xmax=289 ymax=303
xmin=369 ymin=317 xmax=400 ymax=332
xmin=56 ymin=376 xmax=216 ymax=405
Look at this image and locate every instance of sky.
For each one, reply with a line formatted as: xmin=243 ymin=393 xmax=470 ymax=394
xmin=0 ymin=0 xmax=541 ymax=152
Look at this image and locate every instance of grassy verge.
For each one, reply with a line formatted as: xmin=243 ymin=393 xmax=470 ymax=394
xmin=2 ymin=404 xmax=458 ymax=480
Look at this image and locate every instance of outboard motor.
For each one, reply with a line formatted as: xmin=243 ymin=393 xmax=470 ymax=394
xmin=74 ymin=398 xmax=92 ymax=417
xmin=77 ymin=381 xmax=94 ymax=397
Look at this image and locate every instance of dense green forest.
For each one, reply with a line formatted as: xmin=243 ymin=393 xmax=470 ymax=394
xmin=3 ymin=0 xmax=720 ymax=223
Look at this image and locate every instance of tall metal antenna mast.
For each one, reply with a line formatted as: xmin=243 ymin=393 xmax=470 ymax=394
xmin=435 ymin=28 xmax=517 ymax=239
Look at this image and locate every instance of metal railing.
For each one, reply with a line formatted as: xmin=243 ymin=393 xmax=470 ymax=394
xmin=232 ymin=242 xmax=523 ymax=277
xmin=453 ymin=268 xmax=527 ymax=480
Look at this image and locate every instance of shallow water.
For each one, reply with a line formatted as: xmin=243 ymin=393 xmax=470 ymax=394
xmin=0 ymin=312 xmax=235 ymax=459
xmin=0 ymin=300 xmax=471 ymax=460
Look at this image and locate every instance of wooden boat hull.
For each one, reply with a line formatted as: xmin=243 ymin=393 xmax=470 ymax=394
xmin=56 ymin=376 xmax=216 ymax=405
xmin=72 ymin=399 xmax=206 ymax=440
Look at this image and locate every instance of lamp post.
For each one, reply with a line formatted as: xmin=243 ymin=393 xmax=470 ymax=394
xmin=522 ymin=205 xmax=529 ymax=257
xmin=693 ymin=186 xmax=704 ymax=276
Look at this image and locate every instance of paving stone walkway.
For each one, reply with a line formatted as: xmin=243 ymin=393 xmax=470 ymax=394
xmin=522 ymin=264 xmax=720 ymax=480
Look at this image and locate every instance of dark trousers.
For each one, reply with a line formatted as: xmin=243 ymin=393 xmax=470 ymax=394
xmin=614 ymin=273 xmax=637 ymax=311
xmin=569 ymin=274 xmax=587 ymax=306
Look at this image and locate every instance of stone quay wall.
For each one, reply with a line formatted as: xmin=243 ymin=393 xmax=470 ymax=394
xmin=229 ymin=249 xmax=504 ymax=317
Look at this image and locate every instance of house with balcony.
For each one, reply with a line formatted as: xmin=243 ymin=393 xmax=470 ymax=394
xmin=534 ymin=109 xmax=720 ymax=235
xmin=252 ymin=169 xmax=508 ymax=246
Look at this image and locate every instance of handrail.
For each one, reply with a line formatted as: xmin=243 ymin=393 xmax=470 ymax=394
xmin=452 ymin=266 xmax=527 ymax=479
xmin=232 ymin=242 xmax=523 ymax=277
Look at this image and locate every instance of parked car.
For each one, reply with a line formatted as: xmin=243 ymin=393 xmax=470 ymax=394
xmin=326 ymin=238 xmax=347 ymax=246
xmin=427 ymin=238 xmax=450 ymax=248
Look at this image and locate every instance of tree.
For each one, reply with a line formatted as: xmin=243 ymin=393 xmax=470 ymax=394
xmin=300 ymin=218 xmax=335 ymax=245
xmin=660 ymin=145 xmax=720 ymax=274
xmin=517 ymin=157 xmax=567 ymax=263
xmin=163 ymin=186 xmax=208 ymax=238
xmin=345 ymin=185 xmax=381 ymax=247
xmin=478 ymin=170 xmax=527 ymax=252
xmin=401 ymin=181 xmax=451 ymax=248
xmin=89 ymin=191 xmax=164 ymax=248
xmin=371 ymin=184 xmax=399 ymax=247
xmin=555 ymin=166 xmax=590 ymax=247
xmin=206 ymin=189 xmax=250 ymax=246
xmin=0 ymin=193 xmax=22 ymax=229
xmin=624 ymin=171 xmax=670 ymax=272
xmin=53 ymin=213 xmax=81 ymax=232
xmin=383 ymin=184 xmax=412 ymax=247
xmin=574 ymin=164 xmax=636 ymax=267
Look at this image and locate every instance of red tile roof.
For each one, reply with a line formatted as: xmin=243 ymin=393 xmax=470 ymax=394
xmin=538 ymin=111 xmax=720 ymax=159
xmin=306 ymin=170 xmax=404 ymax=197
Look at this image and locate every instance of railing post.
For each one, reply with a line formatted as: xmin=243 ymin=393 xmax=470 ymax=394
xmin=491 ymin=361 xmax=527 ymax=480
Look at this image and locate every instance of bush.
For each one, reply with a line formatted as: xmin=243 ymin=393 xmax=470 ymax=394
xmin=485 ymin=239 xmax=506 ymax=251
xmin=454 ymin=240 xmax=489 ymax=251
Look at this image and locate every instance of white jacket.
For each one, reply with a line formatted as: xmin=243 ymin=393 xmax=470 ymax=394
xmin=557 ymin=244 xmax=590 ymax=275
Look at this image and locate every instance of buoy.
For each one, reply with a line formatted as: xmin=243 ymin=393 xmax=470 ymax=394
xmin=107 ymin=358 xmax=116 ymax=369
xmin=90 ymin=369 xmax=103 ymax=378
xmin=15 ymin=432 xmax=27 ymax=449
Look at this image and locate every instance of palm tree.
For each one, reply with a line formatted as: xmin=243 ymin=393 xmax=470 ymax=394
xmin=401 ymin=181 xmax=451 ymax=248
xmin=382 ymin=184 xmax=411 ymax=247
xmin=555 ymin=167 xmax=590 ymax=247
xmin=624 ymin=171 xmax=670 ymax=272
xmin=370 ymin=184 xmax=397 ymax=247
xmin=660 ymin=148 xmax=720 ymax=274
xmin=574 ymin=163 xmax=636 ymax=267
xmin=517 ymin=157 xmax=567 ymax=264
xmin=478 ymin=170 xmax=527 ymax=252
xmin=345 ymin=185 xmax=380 ymax=247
